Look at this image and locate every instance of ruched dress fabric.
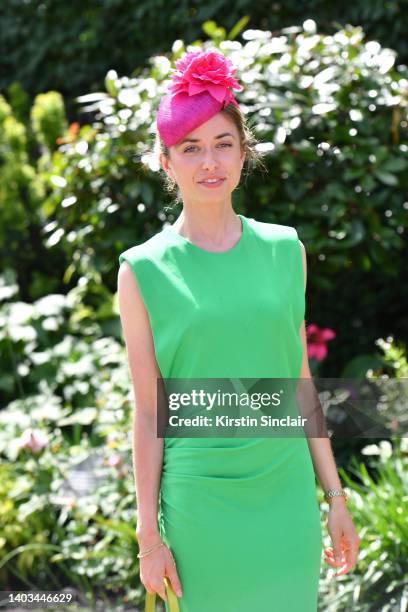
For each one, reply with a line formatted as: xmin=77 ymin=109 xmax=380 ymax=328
xmin=118 ymin=214 xmax=322 ymax=612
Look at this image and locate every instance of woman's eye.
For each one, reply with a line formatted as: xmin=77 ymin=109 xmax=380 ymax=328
xmin=183 ymin=143 xmax=233 ymax=153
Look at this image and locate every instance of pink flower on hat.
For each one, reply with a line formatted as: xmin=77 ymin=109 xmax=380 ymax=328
xmin=168 ymin=50 xmax=243 ymax=107
xmin=156 ymin=49 xmax=243 ymax=147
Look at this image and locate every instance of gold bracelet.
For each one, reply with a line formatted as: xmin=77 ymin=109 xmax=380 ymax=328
xmin=137 ymin=541 xmax=165 ymax=558
xmin=324 ymin=488 xmax=348 ymax=503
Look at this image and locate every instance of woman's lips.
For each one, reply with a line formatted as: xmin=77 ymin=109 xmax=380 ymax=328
xmin=198 ymin=178 xmax=226 ymax=188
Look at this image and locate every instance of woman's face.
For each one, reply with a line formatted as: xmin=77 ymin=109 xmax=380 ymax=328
xmin=160 ymin=112 xmax=246 ymax=207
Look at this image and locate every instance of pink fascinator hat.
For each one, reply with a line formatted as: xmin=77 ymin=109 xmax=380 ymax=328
xmin=156 ymin=49 xmax=243 ymax=148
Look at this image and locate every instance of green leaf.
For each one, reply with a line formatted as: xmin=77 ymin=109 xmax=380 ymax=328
xmin=228 ymin=16 xmax=250 ymax=41
xmin=105 ymin=71 xmax=118 ymax=98
xmin=380 ymin=157 xmax=407 ymax=173
xmin=374 ymin=170 xmax=399 ymax=186
xmin=202 ymin=21 xmax=218 ymax=37
xmin=340 ymin=354 xmax=383 ymax=378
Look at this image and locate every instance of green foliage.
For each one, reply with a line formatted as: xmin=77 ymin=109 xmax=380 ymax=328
xmin=0 ymin=282 xmax=139 ymax=604
xmin=0 ymin=431 xmax=141 ymax=606
xmin=1 ymin=21 xmax=407 ymax=376
xmin=0 ymin=274 xmax=120 ymax=408
xmin=1 ymin=1 xmax=408 ymax=114
xmin=40 ymin=23 xmax=408 ymax=374
xmin=1 ymin=260 xmax=407 ymax=607
xmin=0 ymin=265 xmax=142 ymax=606
xmin=0 ymin=20 xmax=407 ymax=608
xmin=319 ymin=338 xmax=408 ymax=610
xmin=0 ymin=91 xmax=67 ymax=303
xmin=319 ymin=437 xmax=408 ymax=611
xmin=330 ymin=335 xmax=408 ymax=470
xmin=31 ymin=92 xmax=68 ymax=152
xmin=373 ymin=336 xmax=408 ymax=378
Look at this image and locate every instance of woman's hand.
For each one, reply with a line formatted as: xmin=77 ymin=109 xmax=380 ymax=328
xmin=137 ymin=531 xmax=183 ymax=603
xmin=323 ymin=499 xmax=361 ymax=577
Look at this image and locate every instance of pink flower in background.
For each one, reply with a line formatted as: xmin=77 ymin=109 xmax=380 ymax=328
xmin=307 ymin=324 xmax=336 ymax=361
xmin=18 ymin=428 xmax=49 ymax=453
xmin=106 ymin=453 xmax=123 ymax=468
xmin=169 ymin=50 xmax=242 ymax=105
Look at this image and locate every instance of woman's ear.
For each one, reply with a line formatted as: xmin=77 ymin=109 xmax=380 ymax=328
xmin=160 ymin=152 xmax=175 ymax=180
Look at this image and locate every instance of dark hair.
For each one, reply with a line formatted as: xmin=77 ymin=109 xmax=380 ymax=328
xmin=151 ymin=103 xmax=268 ymax=208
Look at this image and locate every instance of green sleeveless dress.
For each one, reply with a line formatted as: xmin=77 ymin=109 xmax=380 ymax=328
xmin=119 ymin=214 xmax=322 ymax=612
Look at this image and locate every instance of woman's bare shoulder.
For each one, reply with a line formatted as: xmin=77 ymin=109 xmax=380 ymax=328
xmin=117 ymin=261 xmax=147 ymax=321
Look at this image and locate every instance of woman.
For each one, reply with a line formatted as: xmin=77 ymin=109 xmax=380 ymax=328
xmin=117 ymin=49 xmax=361 ymax=611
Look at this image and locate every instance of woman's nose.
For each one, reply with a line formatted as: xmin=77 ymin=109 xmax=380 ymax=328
xmin=202 ymin=151 xmax=219 ymax=170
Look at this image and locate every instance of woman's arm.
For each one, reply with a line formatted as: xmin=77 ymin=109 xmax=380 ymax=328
xmin=118 ymin=261 xmax=183 ymax=601
xmin=298 ymin=317 xmax=346 ymax=505
xmin=297 ymin=240 xmax=361 ymax=576
xmin=298 ymin=320 xmax=346 ymax=505
xmin=117 ymin=261 xmax=164 ymax=546
xmin=297 ymin=240 xmax=345 ymax=504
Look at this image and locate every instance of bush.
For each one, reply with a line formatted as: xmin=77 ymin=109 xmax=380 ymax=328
xmin=319 ymin=437 xmax=408 ymax=611
xmin=48 ymin=24 xmax=408 ymax=376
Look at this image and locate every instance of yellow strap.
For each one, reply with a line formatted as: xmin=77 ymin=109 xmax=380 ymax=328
xmin=144 ymin=577 xmax=180 ymax=612
xmin=145 ymin=591 xmax=156 ymax=612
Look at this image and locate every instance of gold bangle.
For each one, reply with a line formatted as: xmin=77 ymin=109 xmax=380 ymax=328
xmin=324 ymin=488 xmax=348 ymax=503
xmin=137 ymin=541 xmax=165 ymax=558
